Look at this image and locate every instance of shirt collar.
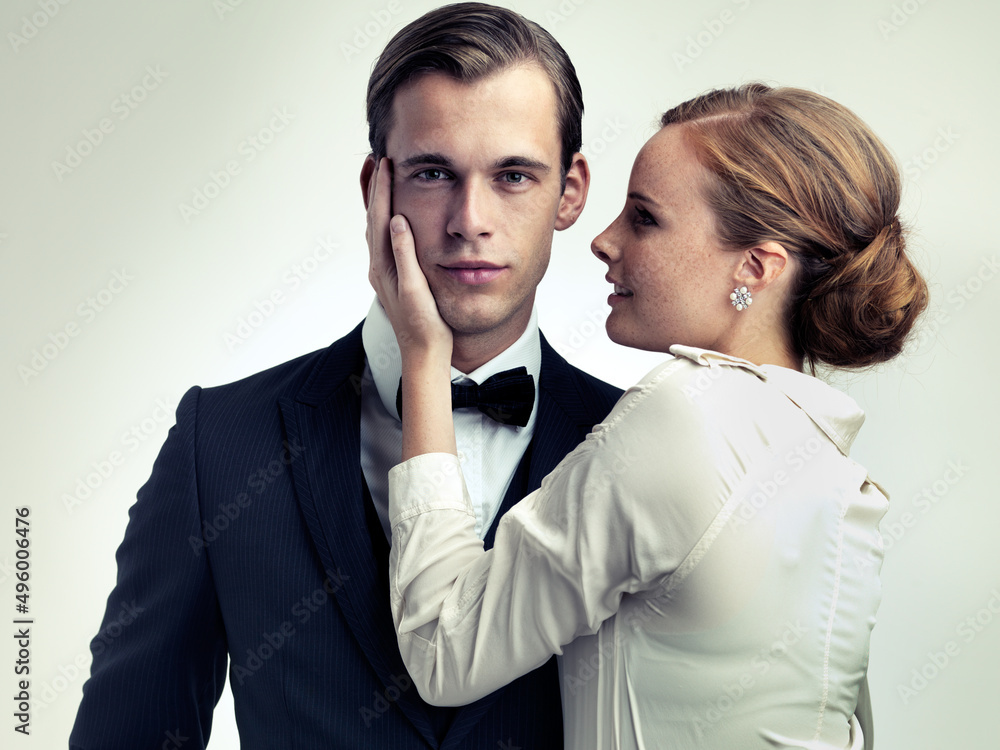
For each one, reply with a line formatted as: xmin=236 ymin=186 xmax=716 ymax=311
xmin=668 ymin=344 xmax=865 ymax=456
xmin=362 ymin=297 xmax=542 ymax=422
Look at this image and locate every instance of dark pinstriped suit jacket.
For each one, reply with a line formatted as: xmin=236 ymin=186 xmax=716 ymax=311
xmin=70 ymin=321 xmax=623 ymax=749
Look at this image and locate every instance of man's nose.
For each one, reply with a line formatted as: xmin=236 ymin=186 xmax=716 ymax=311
xmin=446 ymin=179 xmax=493 ymax=240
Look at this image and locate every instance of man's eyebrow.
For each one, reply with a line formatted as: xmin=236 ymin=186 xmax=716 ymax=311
xmin=494 ymin=156 xmax=551 ymax=173
xmin=396 ymin=154 xmax=552 ymax=173
xmin=398 ymin=153 xmax=453 ymax=169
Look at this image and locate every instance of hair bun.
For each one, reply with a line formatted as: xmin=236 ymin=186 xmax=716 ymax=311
xmin=796 ymin=216 xmax=927 ymax=368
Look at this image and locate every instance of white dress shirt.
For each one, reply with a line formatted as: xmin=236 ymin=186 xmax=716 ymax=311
xmin=388 ymin=346 xmax=887 ymax=749
xmin=360 ymin=297 xmax=541 ymax=540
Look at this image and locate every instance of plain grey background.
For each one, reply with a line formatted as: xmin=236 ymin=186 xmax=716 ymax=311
xmin=2 ymin=0 xmax=996 ymax=746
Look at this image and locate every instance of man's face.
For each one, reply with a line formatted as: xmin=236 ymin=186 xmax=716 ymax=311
xmin=367 ymin=65 xmax=587 ymax=358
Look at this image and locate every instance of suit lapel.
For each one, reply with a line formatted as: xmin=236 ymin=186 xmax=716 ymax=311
xmin=279 ymin=323 xmax=439 ymax=746
xmin=528 ymin=334 xmax=600 ymax=487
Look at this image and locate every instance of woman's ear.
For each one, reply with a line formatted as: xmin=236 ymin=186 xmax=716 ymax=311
xmin=734 ymin=241 xmax=790 ymax=291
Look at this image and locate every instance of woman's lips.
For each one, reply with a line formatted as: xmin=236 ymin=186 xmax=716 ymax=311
xmin=607 ymin=279 xmax=633 ymax=306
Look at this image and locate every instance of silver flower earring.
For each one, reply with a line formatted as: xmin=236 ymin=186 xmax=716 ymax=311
xmin=730 ymin=286 xmax=752 ymax=311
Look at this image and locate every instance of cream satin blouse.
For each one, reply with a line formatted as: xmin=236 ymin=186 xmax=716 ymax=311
xmin=388 ymin=346 xmax=887 ymax=749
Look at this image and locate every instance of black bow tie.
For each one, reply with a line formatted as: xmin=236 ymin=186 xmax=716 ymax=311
xmin=395 ymin=367 xmax=535 ymax=427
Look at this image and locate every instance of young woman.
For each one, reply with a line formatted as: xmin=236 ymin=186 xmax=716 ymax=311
xmin=367 ymin=83 xmax=927 ymax=749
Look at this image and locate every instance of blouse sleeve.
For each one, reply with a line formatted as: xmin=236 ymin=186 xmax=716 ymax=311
xmin=388 ymin=357 xmax=740 ymax=706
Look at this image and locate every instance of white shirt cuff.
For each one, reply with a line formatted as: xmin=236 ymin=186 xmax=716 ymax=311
xmin=388 ymin=453 xmax=474 ymax=527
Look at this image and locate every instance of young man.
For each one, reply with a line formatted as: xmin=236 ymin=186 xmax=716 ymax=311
xmin=70 ymin=4 xmax=622 ymax=748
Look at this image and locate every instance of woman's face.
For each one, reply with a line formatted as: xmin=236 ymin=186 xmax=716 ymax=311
xmin=591 ymin=125 xmax=742 ymax=353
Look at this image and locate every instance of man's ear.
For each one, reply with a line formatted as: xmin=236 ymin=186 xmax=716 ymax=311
xmin=360 ymin=154 xmax=377 ymax=209
xmin=734 ymin=241 xmax=790 ymax=291
xmin=555 ymin=152 xmax=590 ymax=231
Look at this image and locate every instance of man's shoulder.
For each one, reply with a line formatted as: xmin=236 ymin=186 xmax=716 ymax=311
xmin=198 ymin=321 xmax=365 ymax=411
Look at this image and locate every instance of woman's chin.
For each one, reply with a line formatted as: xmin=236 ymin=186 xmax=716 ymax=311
xmin=605 ymin=324 xmax=677 ymax=355
xmin=605 ymin=321 xmax=643 ymax=351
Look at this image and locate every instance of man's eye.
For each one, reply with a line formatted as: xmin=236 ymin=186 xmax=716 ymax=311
xmin=415 ymin=169 xmax=448 ymax=181
xmin=502 ymin=172 xmax=528 ymax=184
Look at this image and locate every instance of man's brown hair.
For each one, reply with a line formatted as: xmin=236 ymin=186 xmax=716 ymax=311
xmin=366 ymin=2 xmax=584 ymax=178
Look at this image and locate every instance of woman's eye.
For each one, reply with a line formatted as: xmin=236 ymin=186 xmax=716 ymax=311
xmin=633 ymin=207 xmax=656 ymax=226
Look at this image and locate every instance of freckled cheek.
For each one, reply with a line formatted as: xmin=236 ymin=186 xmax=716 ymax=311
xmin=626 ymin=248 xmax=669 ymax=289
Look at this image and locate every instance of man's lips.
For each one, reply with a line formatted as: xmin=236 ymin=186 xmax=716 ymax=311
xmin=441 ymin=261 xmax=506 ymax=285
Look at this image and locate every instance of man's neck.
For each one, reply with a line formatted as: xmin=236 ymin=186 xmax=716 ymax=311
xmin=446 ymin=299 xmax=540 ymax=373
xmin=450 ymin=325 xmax=528 ymax=374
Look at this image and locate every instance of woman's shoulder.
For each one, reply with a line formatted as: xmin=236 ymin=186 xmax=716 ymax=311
xmin=620 ymin=346 xmax=868 ymax=463
xmin=591 ymin=346 xmax=829 ymax=473
xmin=580 ymin=349 xmax=773 ymax=480
xmin=604 ymin=346 xmax=769 ymax=424
xmin=635 ymin=346 xmax=768 ymax=393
